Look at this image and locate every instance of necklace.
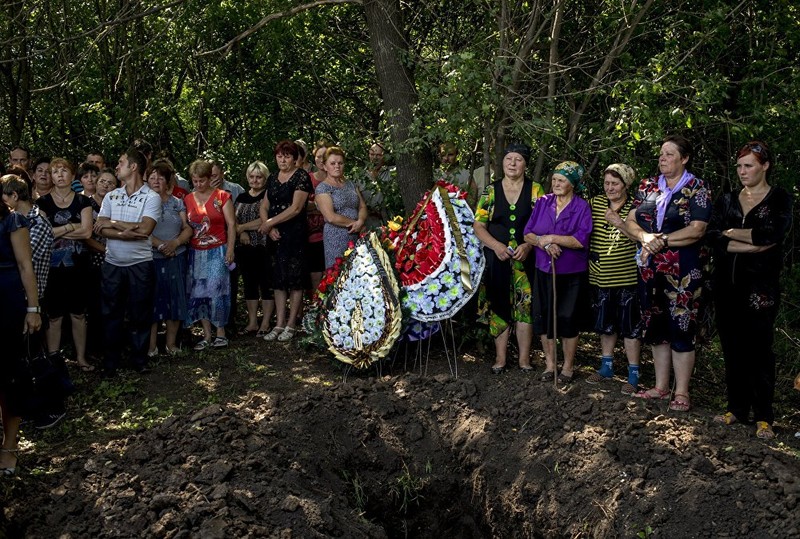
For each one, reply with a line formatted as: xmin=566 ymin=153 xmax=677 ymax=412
xmin=52 ymin=189 xmax=73 ymax=204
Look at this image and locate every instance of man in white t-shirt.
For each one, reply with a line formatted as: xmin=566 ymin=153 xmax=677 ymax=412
xmin=94 ymin=147 xmax=162 ymax=375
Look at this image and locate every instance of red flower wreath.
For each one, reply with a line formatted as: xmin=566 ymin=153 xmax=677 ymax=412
xmin=391 ymin=194 xmax=447 ymax=286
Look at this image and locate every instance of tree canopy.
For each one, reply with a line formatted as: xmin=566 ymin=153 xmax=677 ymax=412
xmin=2 ymin=0 xmax=799 ymax=203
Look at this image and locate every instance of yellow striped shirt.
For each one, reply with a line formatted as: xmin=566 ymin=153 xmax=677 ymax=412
xmin=588 ymin=195 xmax=638 ymax=287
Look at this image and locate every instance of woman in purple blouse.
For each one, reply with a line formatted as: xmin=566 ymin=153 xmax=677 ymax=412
xmin=524 ymin=161 xmax=592 ymax=384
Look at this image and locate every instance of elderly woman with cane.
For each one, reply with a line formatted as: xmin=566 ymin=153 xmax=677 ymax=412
xmin=524 ymin=161 xmax=592 ymax=384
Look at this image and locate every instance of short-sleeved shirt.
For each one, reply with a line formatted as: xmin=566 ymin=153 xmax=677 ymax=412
xmin=37 ymin=192 xmax=93 ymax=267
xmin=152 ymin=196 xmax=187 ymax=259
xmin=0 ymin=212 xmax=29 ymax=270
xmin=235 ymin=190 xmax=268 ymax=247
xmin=185 ymin=189 xmax=231 ymax=250
xmin=523 ymin=193 xmax=593 ymax=274
xmin=99 ymin=183 xmax=163 ymax=267
xmin=588 ymin=195 xmax=637 ymax=287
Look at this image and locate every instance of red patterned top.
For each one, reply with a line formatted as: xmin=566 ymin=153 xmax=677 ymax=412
xmin=185 ymin=189 xmax=231 ymax=250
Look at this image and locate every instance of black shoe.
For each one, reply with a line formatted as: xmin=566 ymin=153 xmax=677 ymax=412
xmin=35 ymin=412 xmax=66 ymax=430
xmin=490 ymin=365 xmax=507 ymax=374
xmin=135 ymin=364 xmax=152 ymax=374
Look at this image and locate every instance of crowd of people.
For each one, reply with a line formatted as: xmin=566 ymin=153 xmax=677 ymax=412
xmin=0 ymin=135 xmax=795 ymax=476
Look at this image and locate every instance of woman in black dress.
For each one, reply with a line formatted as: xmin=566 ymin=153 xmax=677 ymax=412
xmin=707 ymin=141 xmax=792 ymax=439
xmin=258 ymin=141 xmax=313 ymax=342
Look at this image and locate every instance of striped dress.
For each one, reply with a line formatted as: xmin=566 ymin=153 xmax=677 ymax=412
xmin=588 ymin=195 xmax=637 ymax=287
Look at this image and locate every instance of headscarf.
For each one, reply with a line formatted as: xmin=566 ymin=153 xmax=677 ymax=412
xmin=504 ymin=143 xmax=531 ymax=164
xmin=552 ymin=161 xmax=585 ymax=190
xmin=603 ymin=163 xmax=636 ymax=188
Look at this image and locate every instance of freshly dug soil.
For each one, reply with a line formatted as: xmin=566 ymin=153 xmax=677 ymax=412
xmin=3 ymin=336 xmax=800 ymax=538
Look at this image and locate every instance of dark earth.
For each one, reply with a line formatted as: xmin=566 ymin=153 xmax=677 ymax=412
xmin=2 ymin=326 xmax=799 ymax=538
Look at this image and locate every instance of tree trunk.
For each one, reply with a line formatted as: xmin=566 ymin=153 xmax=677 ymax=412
xmin=0 ymin=1 xmax=32 ymax=146
xmin=362 ymin=0 xmax=432 ymax=212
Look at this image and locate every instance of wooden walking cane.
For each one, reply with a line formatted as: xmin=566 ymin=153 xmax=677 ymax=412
xmin=550 ymin=247 xmax=558 ymax=390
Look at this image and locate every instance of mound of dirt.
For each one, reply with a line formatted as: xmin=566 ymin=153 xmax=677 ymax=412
xmin=4 ymin=345 xmax=800 ymax=538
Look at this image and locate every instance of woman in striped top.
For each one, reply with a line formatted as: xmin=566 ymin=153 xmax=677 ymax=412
xmin=585 ymin=164 xmax=642 ymax=394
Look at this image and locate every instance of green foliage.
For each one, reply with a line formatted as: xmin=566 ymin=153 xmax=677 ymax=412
xmin=389 ymin=460 xmax=430 ymax=515
xmin=3 ymin=0 xmax=800 ymax=194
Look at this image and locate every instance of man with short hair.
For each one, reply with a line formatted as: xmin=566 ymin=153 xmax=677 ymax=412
xmin=436 ymin=142 xmax=478 ymax=208
xmin=85 ymin=151 xmax=106 ymax=170
xmin=9 ymin=145 xmax=30 ymax=171
xmin=356 ymin=142 xmax=400 ymax=228
xmin=94 ymin=147 xmax=161 ymax=375
xmin=210 ymin=161 xmax=245 ymax=203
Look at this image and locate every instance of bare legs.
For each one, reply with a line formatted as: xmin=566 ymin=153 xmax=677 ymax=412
xmin=541 ymin=335 xmax=578 ymax=376
xmin=650 ymin=343 xmax=694 ymax=395
xmin=0 ymin=392 xmax=20 ymax=471
xmin=245 ymin=299 xmax=275 ymax=333
xmin=623 ymin=337 xmax=642 ymax=367
xmin=274 ymin=290 xmax=303 ymax=329
xmin=600 ymin=333 xmax=617 ymax=358
xmin=149 ymin=320 xmax=183 ymax=353
xmin=200 ymin=319 xmax=226 ymax=341
xmin=46 ymin=314 xmax=90 ymax=368
xmin=492 ymin=322 xmax=533 ymax=369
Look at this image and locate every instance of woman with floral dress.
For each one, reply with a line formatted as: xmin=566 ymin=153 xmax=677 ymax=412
xmin=626 ymin=135 xmax=712 ymax=412
xmin=474 ymin=143 xmax=544 ymax=373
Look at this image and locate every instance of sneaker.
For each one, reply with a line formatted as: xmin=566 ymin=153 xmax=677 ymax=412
xmin=35 ymin=412 xmax=66 ymax=430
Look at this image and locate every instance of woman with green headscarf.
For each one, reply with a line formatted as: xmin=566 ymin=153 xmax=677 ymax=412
xmin=524 ymin=161 xmax=592 ymax=384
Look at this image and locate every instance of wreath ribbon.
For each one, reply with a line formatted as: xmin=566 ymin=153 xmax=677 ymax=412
xmin=437 ymin=186 xmax=474 ymax=292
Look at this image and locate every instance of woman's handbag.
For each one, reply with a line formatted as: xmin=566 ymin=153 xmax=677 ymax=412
xmin=8 ymin=332 xmax=69 ymax=418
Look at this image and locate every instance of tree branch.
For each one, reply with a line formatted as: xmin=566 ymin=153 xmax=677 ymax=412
xmin=196 ymin=0 xmax=363 ymax=58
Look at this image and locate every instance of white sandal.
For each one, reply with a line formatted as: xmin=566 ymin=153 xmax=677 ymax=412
xmin=263 ymin=327 xmax=284 ymax=341
xmin=277 ymin=327 xmax=296 ymax=342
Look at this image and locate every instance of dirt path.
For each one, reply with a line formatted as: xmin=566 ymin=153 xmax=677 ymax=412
xmin=2 ymin=335 xmax=799 ymax=538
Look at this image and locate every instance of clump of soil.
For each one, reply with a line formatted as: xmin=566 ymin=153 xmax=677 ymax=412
xmin=3 ymin=338 xmax=800 ymax=538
